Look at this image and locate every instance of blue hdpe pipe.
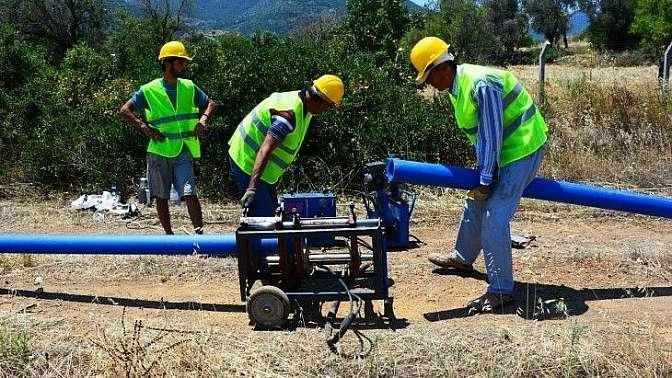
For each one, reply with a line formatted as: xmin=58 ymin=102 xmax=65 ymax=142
xmin=386 ymin=158 xmax=672 ymax=219
xmin=0 ymin=233 xmax=277 ymax=256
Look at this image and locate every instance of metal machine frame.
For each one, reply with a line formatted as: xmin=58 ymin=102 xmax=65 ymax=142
xmin=235 ymin=209 xmax=394 ymax=328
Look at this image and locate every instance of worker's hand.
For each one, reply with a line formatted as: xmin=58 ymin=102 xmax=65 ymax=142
xmin=467 ymin=184 xmax=491 ymax=201
xmin=195 ymin=122 xmax=205 ymax=139
xmin=140 ymin=124 xmax=165 ymax=140
xmin=240 ymin=188 xmax=256 ymax=209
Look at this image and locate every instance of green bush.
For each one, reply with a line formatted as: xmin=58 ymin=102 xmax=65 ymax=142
xmin=1 ymin=12 xmax=474 ymax=198
xmin=190 ymin=31 xmax=471 ymax=195
xmin=0 ymin=319 xmax=31 ymax=359
xmin=18 ymin=45 xmax=143 ymax=191
xmin=0 ymin=24 xmax=53 ymax=181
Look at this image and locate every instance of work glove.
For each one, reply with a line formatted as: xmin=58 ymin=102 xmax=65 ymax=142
xmin=467 ymin=184 xmax=491 ymax=201
xmin=240 ymin=188 xmax=256 ymax=209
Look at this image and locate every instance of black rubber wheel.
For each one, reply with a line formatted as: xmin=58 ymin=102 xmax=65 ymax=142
xmin=247 ymin=285 xmax=290 ymax=329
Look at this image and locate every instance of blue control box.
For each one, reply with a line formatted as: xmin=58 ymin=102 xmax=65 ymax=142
xmin=281 ymin=192 xmax=337 ymax=246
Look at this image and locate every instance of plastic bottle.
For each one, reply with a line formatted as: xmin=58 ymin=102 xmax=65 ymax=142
xmin=110 ymin=184 xmax=121 ymax=205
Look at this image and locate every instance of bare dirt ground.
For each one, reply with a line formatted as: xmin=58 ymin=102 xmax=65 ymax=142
xmin=0 ymin=193 xmax=670 ymax=376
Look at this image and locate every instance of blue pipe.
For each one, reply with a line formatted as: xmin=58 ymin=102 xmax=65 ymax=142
xmin=0 ymin=233 xmax=277 ymax=256
xmin=386 ymin=158 xmax=672 ymax=219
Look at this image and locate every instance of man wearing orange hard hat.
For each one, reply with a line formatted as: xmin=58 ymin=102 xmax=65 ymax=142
xmin=120 ymin=41 xmax=216 ymax=235
xmin=228 ymin=74 xmax=345 ymax=215
xmin=410 ymin=36 xmax=548 ymax=313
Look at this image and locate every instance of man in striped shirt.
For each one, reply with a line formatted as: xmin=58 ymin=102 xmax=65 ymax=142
xmin=228 ymin=75 xmax=344 ymax=216
xmin=410 ymin=37 xmax=548 ymax=313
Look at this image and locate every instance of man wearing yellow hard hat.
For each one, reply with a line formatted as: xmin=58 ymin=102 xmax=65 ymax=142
xmin=120 ymin=41 xmax=216 ymax=235
xmin=228 ymin=75 xmax=344 ymax=215
xmin=410 ymin=36 xmax=548 ymax=312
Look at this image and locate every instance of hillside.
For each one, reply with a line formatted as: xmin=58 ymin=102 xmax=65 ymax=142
xmin=187 ymin=0 xmax=423 ymax=34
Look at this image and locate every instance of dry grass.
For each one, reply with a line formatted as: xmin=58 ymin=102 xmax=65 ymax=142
xmin=510 ymin=64 xmax=660 ymax=87
xmin=1 ymin=312 xmax=670 ymax=377
xmin=506 ymin=65 xmax=672 ymax=188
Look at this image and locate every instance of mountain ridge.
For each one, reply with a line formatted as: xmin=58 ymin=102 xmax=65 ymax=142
xmin=186 ymin=0 xmax=423 ymax=34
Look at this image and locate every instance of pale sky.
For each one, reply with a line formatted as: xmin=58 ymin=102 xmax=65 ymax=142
xmin=410 ymin=0 xmax=434 ymax=6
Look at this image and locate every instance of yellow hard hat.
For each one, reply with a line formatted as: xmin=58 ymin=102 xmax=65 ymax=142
xmin=410 ymin=36 xmax=453 ymax=84
xmin=313 ymin=74 xmax=345 ymax=106
xmin=158 ymin=41 xmax=192 ymax=61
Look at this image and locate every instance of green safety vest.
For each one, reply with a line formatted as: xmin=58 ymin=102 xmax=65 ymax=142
xmin=448 ymin=64 xmax=548 ymax=167
xmin=228 ymin=91 xmax=312 ymax=185
xmin=141 ymin=78 xmax=201 ymax=158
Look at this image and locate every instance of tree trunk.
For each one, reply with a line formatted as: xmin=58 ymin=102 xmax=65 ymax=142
xmin=563 ymin=32 xmax=568 ymax=49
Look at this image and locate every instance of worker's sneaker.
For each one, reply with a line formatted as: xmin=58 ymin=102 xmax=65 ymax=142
xmin=427 ymin=253 xmax=473 ymax=271
xmin=466 ymin=292 xmax=514 ymax=314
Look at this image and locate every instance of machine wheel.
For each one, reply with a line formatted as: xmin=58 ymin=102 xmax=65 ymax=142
xmin=247 ymin=285 xmax=290 ymax=329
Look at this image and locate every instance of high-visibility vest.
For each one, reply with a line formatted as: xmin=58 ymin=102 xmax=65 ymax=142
xmin=228 ymin=91 xmax=312 ymax=184
xmin=141 ymin=78 xmax=201 ymax=158
xmin=448 ymin=64 xmax=548 ymax=166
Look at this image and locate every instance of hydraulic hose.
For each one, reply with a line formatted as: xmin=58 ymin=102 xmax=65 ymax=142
xmin=317 ymin=265 xmax=362 ymax=348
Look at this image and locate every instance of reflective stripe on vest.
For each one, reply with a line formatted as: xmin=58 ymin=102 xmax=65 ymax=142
xmin=461 ymin=102 xmax=537 ymax=138
xmin=141 ymin=78 xmax=201 ymax=158
xmin=163 ymin=130 xmax=197 ymax=139
xmin=227 ymin=91 xmax=312 ymax=184
xmin=150 ymin=112 xmax=201 ymax=126
xmin=234 ymin=121 xmax=290 ymax=169
xmin=448 ymin=64 xmax=548 ymax=166
xmin=247 ymin=114 xmax=300 ymax=156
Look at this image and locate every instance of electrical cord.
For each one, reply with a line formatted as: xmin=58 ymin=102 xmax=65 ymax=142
xmin=356 ymin=237 xmax=373 ymax=251
xmin=409 ymin=234 xmax=425 ymax=245
xmin=316 ymin=264 xmax=364 ymax=355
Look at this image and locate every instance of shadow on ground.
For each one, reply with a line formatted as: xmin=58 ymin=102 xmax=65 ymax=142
xmin=0 ymin=287 xmax=247 ymax=313
xmin=0 ymin=287 xmax=408 ymax=330
xmin=424 ymin=268 xmax=672 ymax=321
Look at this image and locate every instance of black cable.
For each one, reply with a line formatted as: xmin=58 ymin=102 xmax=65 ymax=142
xmin=409 ymin=234 xmax=425 ymax=244
xmin=356 ymin=237 xmax=373 ymax=251
xmin=316 ymin=264 xmax=363 ymax=350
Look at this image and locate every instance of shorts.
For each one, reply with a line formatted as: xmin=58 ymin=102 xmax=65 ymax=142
xmin=147 ymin=148 xmax=198 ymax=200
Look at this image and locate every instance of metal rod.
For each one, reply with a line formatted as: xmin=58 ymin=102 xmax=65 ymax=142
xmin=264 ymin=253 xmax=374 ymax=265
xmin=538 ymin=41 xmax=551 ymax=102
xmin=240 ymin=217 xmax=380 ymax=231
xmin=663 ymin=41 xmax=672 ymax=95
xmin=281 ymin=218 xmax=380 ymax=229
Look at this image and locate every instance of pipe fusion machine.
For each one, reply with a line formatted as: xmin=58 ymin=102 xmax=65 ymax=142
xmin=236 ymin=163 xmax=416 ymax=330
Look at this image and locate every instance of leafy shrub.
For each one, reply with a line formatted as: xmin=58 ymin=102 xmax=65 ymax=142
xmin=0 ymin=319 xmax=31 ymax=359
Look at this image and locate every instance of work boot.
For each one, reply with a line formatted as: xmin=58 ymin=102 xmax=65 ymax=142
xmin=427 ymin=253 xmax=473 ymax=271
xmin=466 ymin=292 xmax=514 ymax=314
